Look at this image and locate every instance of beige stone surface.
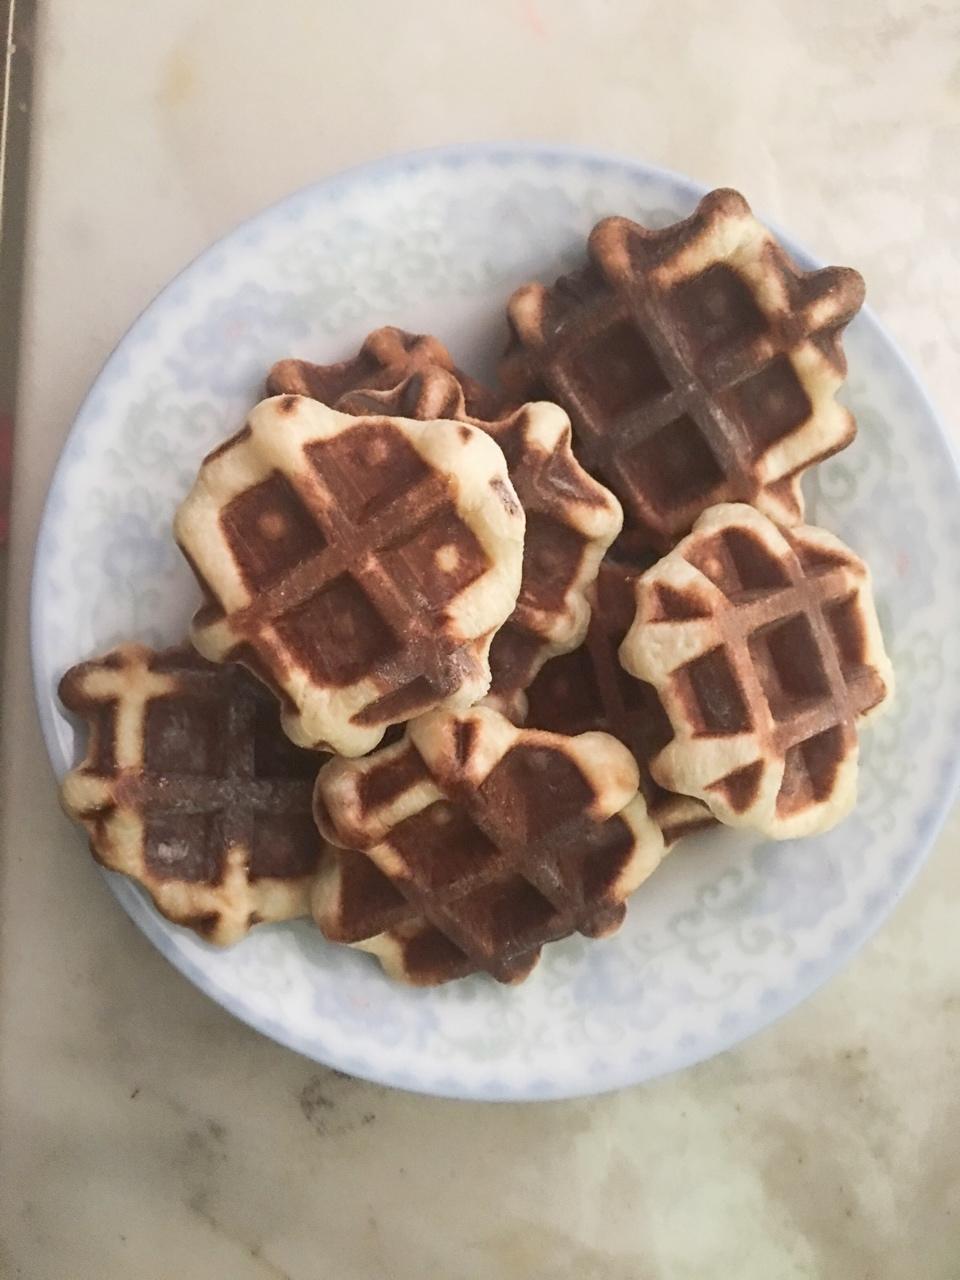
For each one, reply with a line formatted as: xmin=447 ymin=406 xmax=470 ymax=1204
xmin=2 ymin=1 xmax=958 ymax=1277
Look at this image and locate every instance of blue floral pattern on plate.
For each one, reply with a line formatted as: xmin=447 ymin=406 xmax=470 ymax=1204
xmin=31 ymin=145 xmax=960 ymax=1101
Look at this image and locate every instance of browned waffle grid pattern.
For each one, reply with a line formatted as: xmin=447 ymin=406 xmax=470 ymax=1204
xmin=339 ymin=367 xmax=624 ymax=705
xmin=59 ymin=645 xmax=321 ymax=942
xmin=177 ymin=397 xmax=524 ymax=755
xmin=503 ymin=189 xmax=864 ymax=548
xmin=315 ymin=709 xmax=664 ymax=984
xmin=621 ymin=506 xmax=893 ymax=835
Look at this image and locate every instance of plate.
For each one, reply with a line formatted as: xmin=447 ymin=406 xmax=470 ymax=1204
xmin=32 ymin=144 xmax=960 ymax=1101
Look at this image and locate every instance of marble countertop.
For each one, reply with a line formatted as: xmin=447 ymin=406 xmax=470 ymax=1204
xmin=2 ymin=2 xmax=959 ymax=1277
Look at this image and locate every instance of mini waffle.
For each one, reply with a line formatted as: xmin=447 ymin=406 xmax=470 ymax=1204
xmin=175 ymin=395 xmax=525 ymax=756
xmin=314 ymin=705 xmax=665 ymax=984
xmin=59 ymin=644 xmax=322 ymax=944
xmin=502 ymin=189 xmax=864 ymax=549
xmin=619 ymin=503 xmax=894 ymax=837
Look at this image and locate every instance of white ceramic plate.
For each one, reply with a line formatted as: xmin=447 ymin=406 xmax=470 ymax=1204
xmin=32 ymin=144 xmax=960 ymax=1100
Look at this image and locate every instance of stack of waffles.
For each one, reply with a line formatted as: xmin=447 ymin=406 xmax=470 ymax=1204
xmin=59 ymin=189 xmax=893 ymax=985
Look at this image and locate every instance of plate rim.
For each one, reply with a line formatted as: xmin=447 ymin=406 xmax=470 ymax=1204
xmin=30 ymin=140 xmax=960 ymax=1101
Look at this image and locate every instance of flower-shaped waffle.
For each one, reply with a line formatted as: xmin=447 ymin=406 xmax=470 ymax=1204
xmin=501 ymin=188 xmax=865 ymax=550
xmin=59 ymin=644 xmax=323 ymax=943
xmin=313 ymin=705 xmax=665 ymax=985
xmin=619 ymin=504 xmax=894 ymax=838
xmin=175 ymin=395 xmax=525 ymax=756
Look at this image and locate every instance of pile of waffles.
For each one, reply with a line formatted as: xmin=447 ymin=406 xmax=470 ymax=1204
xmin=59 ymin=189 xmax=894 ymax=986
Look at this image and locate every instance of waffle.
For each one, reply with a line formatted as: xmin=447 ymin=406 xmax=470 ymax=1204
xmin=267 ymin=324 xmax=502 ymax=420
xmin=501 ymin=188 xmax=865 ymax=550
xmin=338 ymin=367 xmax=623 ymax=706
xmin=59 ymin=644 xmax=322 ymax=944
xmin=521 ymin=558 xmax=716 ymax=848
xmin=175 ymin=394 xmax=525 ymax=757
xmin=313 ymin=705 xmax=666 ymax=984
xmin=619 ymin=504 xmax=894 ymax=838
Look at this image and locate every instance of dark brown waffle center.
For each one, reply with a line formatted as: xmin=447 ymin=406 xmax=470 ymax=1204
xmin=199 ymin=418 xmax=495 ymax=720
xmin=64 ymin=652 xmax=321 ymax=889
xmin=660 ymin=526 xmax=886 ymax=817
xmin=320 ymin=736 xmax=639 ymax=983
xmin=504 ymin=195 xmax=863 ymax=547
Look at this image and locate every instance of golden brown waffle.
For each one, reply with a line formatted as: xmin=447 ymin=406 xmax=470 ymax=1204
xmin=501 ymin=189 xmax=864 ymax=550
xmin=267 ymin=325 xmax=502 ymax=420
xmin=59 ymin=644 xmax=323 ymax=944
xmin=521 ymin=558 xmax=715 ymax=848
xmin=337 ymin=367 xmax=623 ymax=706
xmin=175 ymin=395 xmax=525 ymax=757
xmin=619 ymin=504 xmax=894 ymax=838
xmin=313 ymin=705 xmax=666 ymax=985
